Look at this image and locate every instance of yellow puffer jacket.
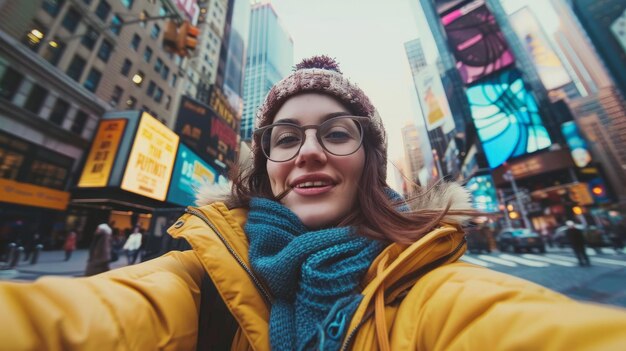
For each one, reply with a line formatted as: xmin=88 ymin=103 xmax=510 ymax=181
xmin=1 ymin=202 xmax=626 ymax=350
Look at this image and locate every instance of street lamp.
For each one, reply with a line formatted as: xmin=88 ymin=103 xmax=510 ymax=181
xmin=503 ymin=170 xmax=532 ymax=229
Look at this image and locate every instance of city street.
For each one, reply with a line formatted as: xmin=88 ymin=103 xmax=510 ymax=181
xmin=2 ymin=246 xmax=626 ymax=309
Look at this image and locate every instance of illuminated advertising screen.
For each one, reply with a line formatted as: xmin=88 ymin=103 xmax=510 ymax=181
xmin=466 ymin=69 xmax=552 ymax=168
xmin=466 ymin=175 xmax=499 ymax=213
xmin=610 ymin=9 xmax=626 ymax=53
xmin=175 ymin=95 xmax=239 ymax=175
xmin=561 ymin=121 xmax=592 ymax=168
xmin=414 ymin=65 xmax=455 ymax=133
xmin=121 ymin=112 xmax=179 ymax=201
xmin=441 ymin=0 xmax=515 ymax=85
xmin=510 ymin=7 xmax=572 ymax=90
xmin=167 ymin=143 xmax=217 ymax=207
xmin=78 ymin=119 xmax=127 ymax=187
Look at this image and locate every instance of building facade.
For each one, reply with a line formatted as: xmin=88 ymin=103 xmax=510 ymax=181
xmin=240 ymin=1 xmax=293 ymax=141
xmin=401 ymin=123 xmax=424 ymax=188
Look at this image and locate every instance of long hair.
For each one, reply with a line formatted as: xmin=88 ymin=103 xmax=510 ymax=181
xmin=229 ymin=112 xmax=476 ymax=244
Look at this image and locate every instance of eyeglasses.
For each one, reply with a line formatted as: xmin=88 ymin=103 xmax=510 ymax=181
xmin=254 ymin=115 xmax=370 ymax=162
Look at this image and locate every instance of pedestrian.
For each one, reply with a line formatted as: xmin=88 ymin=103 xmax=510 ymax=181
xmin=84 ymin=222 xmax=112 ymax=276
xmin=1 ymin=56 xmax=626 ymax=349
xmin=123 ymin=226 xmax=143 ymax=265
xmin=63 ymin=230 xmax=77 ymax=261
xmin=566 ymin=220 xmax=591 ymax=266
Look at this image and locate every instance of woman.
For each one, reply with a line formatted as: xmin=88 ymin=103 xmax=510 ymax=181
xmin=62 ymin=229 xmax=77 ymax=261
xmin=1 ymin=56 xmax=626 ymax=350
xmin=123 ymin=226 xmax=143 ymax=265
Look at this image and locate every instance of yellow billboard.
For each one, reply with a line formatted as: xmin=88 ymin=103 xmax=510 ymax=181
xmin=78 ymin=119 xmax=127 ymax=187
xmin=121 ymin=112 xmax=179 ymax=201
xmin=0 ymin=178 xmax=70 ymax=210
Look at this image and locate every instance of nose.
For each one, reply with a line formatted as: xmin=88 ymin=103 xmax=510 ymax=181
xmin=295 ymin=129 xmax=327 ymax=166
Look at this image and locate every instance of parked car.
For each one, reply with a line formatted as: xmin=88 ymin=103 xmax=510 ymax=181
xmin=553 ymin=225 xmax=611 ymax=249
xmin=465 ymin=226 xmax=492 ymax=254
xmin=496 ymin=228 xmax=546 ymax=253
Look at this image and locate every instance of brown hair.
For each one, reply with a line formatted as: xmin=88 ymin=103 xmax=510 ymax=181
xmin=230 ymin=104 xmax=476 ymax=244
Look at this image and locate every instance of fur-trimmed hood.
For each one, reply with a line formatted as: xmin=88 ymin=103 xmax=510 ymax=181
xmin=194 ymin=181 xmax=473 ymax=225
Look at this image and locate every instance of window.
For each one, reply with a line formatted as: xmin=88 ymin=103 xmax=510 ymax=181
xmin=159 ymin=6 xmax=167 ymax=16
xmin=61 ymin=7 xmax=81 ymax=33
xmin=81 ymin=26 xmax=98 ymax=49
xmin=23 ymin=84 xmax=48 ymax=114
xmin=154 ymin=58 xmax=163 ymax=73
xmin=146 ymin=81 xmax=156 ymax=96
xmin=125 ymin=96 xmax=137 ymax=109
xmin=169 ymin=74 xmax=177 ymax=87
xmin=42 ymin=0 xmax=65 ymax=17
xmin=95 ymin=0 xmax=111 ymax=21
xmin=130 ymin=34 xmax=141 ymax=51
xmin=110 ymin=85 xmax=123 ymax=105
xmin=154 ymin=87 xmax=163 ymax=102
xmin=49 ymin=98 xmax=70 ymax=125
xmin=120 ymin=0 xmax=133 ymax=9
xmin=0 ymin=146 xmax=25 ymax=180
xmin=43 ymin=39 xmax=66 ymax=65
xmin=0 ymin=67 xmax=24 ymax=101
xmin=161 ymin=65 xmax=169 ymax=80
xmin=120 ymin=58 xmax=132 ymax=76
xmin=110 ymin=14 xmax=122 ymax=35
xmin=143 ymin=47 xmax=153 ymax=62
xmin=83 ymin=68 xmax=102 ymax=92
xmin=70 ymin=110 xmax=88 ymax=134
xmin=22 ymin=22 xmax=47 ymax=51
xmin=82 ymin=0 xmax=92 ymax=5
xmin=139 ymin=11 xmax=148 ymax=27
xmin=28 ymin=160 xmax=68 ymax=190
xmin=165 ymin=95 xmax=171 ymax=110
xmin=151 ymin=24 xmax=160 ymax=39
xmin=66 ymin=55 xmax=86 ymax=81
xmin=97 ymin=40 xmax=113 ymax=62
xmin=132 ymin=71 xmax=144 ymax=86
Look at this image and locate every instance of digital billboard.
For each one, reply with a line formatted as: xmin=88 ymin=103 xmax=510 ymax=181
xmin=510 ymin=7 xmax=572 ymax=90
xmin=121 ymin=112 xmax=179 ymax=201
xmin=414 ymin=65 xmax=455 ymax=133
xmin=466 ymin=69 xmax=552 ymax=168
xmin=441 ymin=0 xmax=515 ymax=85
xmin=175 ymin=94 xmax=239 ymax=175
xmin=561 ymin=121 xmax=592 ymax=168
xmin=466 ymin=175 xmax=499 ymax=213
xmin=78 ymin=119 xmax=127 ymax=187
xmin=167 ymin=143 xmax=217 ymax=207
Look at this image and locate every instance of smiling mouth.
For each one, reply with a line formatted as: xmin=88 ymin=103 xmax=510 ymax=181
xmin=294 ymin=181 xmax=333 ymax=189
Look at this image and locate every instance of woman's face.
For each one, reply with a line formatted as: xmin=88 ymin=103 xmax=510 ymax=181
xmin=266 ymin=93 xmax=366 ymax=229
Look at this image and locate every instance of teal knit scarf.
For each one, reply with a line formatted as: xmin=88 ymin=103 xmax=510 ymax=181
xmin=245 ymin=197 xmax=386 ymax=351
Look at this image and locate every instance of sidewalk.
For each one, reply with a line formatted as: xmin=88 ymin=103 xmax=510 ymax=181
xmin=0 ymin=249 xmax=129 ymax=281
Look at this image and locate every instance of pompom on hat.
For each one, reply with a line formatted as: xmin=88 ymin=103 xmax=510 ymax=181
xmin=255 ymin=55 xmax=388 ymax=176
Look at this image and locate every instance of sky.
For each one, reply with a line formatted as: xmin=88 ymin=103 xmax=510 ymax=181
xmin=266 ymin=0 xmax=559 ymax=188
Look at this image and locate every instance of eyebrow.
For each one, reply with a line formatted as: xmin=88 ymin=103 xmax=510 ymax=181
xmin=277 ymin=112 xmax=352 ymax=125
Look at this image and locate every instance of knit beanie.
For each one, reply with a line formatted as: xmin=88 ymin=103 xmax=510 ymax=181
xmin=254 ymin=55 xmax=388 ymax=177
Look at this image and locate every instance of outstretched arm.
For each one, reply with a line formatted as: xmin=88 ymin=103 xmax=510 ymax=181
xmin=0 ymin=250 xmax=204 ymax=351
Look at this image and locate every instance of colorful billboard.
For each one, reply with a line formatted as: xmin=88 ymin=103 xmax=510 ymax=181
xmin=121 ymin=112 xmax=179 ymax=201
xmin=167 ymin=143 xmax=217 ymax=207
xmin=466 ymin=175 xmax=499 ymax=213
xmin=561 ymin=121 xmax=592 ymax=168
xmin=510 ymin=7 xmax=572 ymax=90
xmin=175 ymin=95 xmax=239 ymax=175
xmin=610 ymin=8 xmax=626 ymax=54
xmin=414 ymin=65 xmax=455 ymax=132
xmin=0 ymin=178 xmax=70 ymax=210
xmin=441 ymin=0 xmax=515 ymax=85
xmin=78 ymin=119 xmax=127 ymax=187
xmin=465 ymin=69 xmax=552 ymax=168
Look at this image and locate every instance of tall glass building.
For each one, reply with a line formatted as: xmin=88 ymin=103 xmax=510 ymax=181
xmin=240 ymin=1 xmax=293 ymax=141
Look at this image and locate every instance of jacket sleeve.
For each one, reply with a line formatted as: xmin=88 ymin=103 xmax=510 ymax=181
xmin=0 ymin=250 xmax=204 ymax=351
xmin=414 ymin=263 xmax=626 ymax=350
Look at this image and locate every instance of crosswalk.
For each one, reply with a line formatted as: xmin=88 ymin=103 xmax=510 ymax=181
xmin=461 ymin=249 xmax=626 ymax=268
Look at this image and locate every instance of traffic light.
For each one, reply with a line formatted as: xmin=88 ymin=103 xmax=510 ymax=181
xmin=163 ymin=20 xmax=199 ymax=57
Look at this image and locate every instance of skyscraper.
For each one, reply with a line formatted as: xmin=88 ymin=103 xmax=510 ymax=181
xmin=240 ymin=1 xmax=293 ymax=141
xmin=401 ymin=123 xmax=424 ymax=188
xmin=571 ymin=0 xmax=626 ymax=99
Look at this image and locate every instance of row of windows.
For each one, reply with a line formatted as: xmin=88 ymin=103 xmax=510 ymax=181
xmin=0 ymin=67 xmax=90 ymax=135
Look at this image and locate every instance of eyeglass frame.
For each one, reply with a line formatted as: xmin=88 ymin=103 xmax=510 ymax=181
xmin=253 ymin=115 xmax=371 ymax=162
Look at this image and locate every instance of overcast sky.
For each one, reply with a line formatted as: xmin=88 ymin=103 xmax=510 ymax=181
xmin=267 ymin=0 xmax=559 ymax=188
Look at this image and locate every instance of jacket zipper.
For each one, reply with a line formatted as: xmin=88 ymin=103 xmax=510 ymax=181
xmin=184 ymin=207 xmax=273 ymax=306
xmin=339 ymin=235 xmax=467 ymax=351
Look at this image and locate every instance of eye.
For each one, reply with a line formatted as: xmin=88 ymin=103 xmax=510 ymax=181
xmin=272 ymin=131 xmax=301 ymax=148
xmin=323 ymin=129 xmax=353 ymax=143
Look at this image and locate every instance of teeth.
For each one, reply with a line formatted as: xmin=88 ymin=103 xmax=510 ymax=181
xmin=296 ymin=181 xmax=330 ymax=188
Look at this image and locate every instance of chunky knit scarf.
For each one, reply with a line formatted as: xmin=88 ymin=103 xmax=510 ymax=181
xmin=245 ymin=197 xmax=386 ymax=351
